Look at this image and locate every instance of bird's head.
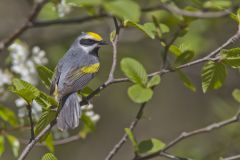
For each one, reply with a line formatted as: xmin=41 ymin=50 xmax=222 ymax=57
xmin=74 ymin=32 xmax=108 ymax=53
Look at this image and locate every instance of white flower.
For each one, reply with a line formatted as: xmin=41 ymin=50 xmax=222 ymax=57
xmin=81 ymin=103 xmax=93 ymax=110
xmin=91 ymin=114 xmax=100 ymax=123
xmin=0 ymin=69 xmax=12 ymax=86
xmin=15 ymin=98 xmax=26 ymax=107
xmin=57 ymin=0 xmax=71 ymax=17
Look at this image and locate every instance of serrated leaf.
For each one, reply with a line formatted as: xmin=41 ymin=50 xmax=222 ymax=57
xmin=35 ymin=109 xmax=57 ymax=141
xmin=121 ymin=58 xmax=148 ymax=85
xmin=10 ymin=78 xmax=40 ymax=103
xmin=128 ymin=84 xmax=153 ymax=103
xmin=0 ymin=105 xmax=18 ymax=126
xmin=232 ymin=89 xmax=240 ymax=103
xmin=221 ymin=48 xmax=240 ymax=68
xmin=201 ymin=61 xmax=226 ymax=93
xmin=147 ymin=75 xmax=161 ymax=88
xmin=175 ymin=50 xmax=194 ymax=65
xmin=41 ymin=153 xmax=57 ymax=160
xmin=0 ymin=136 xmax=5 ymax=157
xmin=45 ymin=133 xmax=54 ymax=152
xmin=138 ymin=138 xmax=165 ymax=155
xmin=35 ymin=92 xmax=58 ymax=109
xmin=66 ymin=0 xmax=101 ymax=6
xmin=38 ymin=2 xmax=59 ymax=20
xmin=6 ymin=135 xmax=19 ymax=157
xmin=103 ymin=0 xmax=140 ymax=22
xmin=37 ymin=65 xmax=54 ymax=89
xmin=177 ymin=70 xmax=196 ymax=92
xmin=124 ymin=21 xmax=156 ymax=39
xmin=203 ymin=0 xmax=231 ymax=9
xmin=125 ymin=128 xmax=138 ymax=151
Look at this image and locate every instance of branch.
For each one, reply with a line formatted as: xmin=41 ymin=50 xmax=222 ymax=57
xmin=156 ymin=3 xmax=233 ymax=18
xmin=26 ymin=104 xmax=35 ymax=141
xmin=18 ymin=120 xmax=56 ymax=160
xmin=223 ymin=154 xmax=240 ymax=160
xmin=32 ymin=13 xmax=108 ymax=27
xmin=107 ymin=17 xmax=120 ymax=82
xmin=105 ymin=103 xmax=147 ymax=160
xmin=135 ymin=111 xmax=240 ymax=160
xmin=34 ymin=3 xmax=233 ymax=27
xmin=105 ymin=26 xmax=240 ymax=160
xmin=0 ymin=0 xmax=49 ymax=52
xmin=0 ymin=1 xmax=233 ymax=54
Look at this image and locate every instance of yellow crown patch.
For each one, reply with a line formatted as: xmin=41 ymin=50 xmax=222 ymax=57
xmin=86 ymin=32 xmax=103 ymax=41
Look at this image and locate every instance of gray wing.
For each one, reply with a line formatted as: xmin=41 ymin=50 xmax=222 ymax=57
xmin=50 ymin=64 xmax=62 ymax=95
xmin=58 ymin=67 xmax=95 ymax=96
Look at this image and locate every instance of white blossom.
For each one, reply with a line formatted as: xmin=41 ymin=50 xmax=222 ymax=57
xmin=57 ymin=0 xmax=71 ymax=17
xmin=8 ymin=41 xmax=48 ymax=119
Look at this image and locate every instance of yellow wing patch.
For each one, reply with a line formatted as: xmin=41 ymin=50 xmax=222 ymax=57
xmin=53 ymin=84 xmax=59 ymax=100
xmin=86 ymin=32 xmax=103 ymax=41
xmin=81 ymin=63 xmax=100 ymax=73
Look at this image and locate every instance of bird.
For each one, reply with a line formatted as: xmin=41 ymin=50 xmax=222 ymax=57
xmin=50 ymin=32 xmax=107 ymax=131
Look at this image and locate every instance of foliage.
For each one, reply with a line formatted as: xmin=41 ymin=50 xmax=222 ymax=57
xmin=2 ymin=0 xmax=240 ymax=159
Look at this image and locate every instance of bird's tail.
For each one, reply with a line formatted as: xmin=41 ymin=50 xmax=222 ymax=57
xmin=57 ymin=93 xmax=81 ymax=131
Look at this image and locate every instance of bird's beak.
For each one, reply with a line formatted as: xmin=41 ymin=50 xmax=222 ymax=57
xmin=98 ymin=40 xmax=108 ymax=46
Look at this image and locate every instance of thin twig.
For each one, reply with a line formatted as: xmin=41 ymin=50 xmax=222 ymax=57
xmin=105 ymin=26 xmax=240 ymax=160
xmin=135 ymin=111 xmax=240 ymax=160
xmin=223 ymin=154 xmax=240 ymax=160
xmin=107 ymin=17 xmax=120 ymax=82
xmin=18 ymin=120 xmax=56 ymax=160
xmin=153 ymin=3 xmax=233 ymax=18
xmin=32 ymin=13 xmax=108 ymax=27
xmin=105 ymin=103 xmax=147 ymax=160
xmin=0 ymin=0 xmax=49 ymax=52
xmin=26 ymin=104 xmax=35 ymax=141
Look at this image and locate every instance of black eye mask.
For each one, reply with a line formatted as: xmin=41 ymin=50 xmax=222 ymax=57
xmin=79 ymin=39 xmax=98 ymax=46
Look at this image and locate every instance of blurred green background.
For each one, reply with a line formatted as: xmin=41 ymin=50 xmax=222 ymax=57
xmin=1 ymin=0 xmax=240 ymax=160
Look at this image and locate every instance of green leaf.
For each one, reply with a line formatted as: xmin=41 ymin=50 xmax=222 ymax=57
xmin=10 ymin=78 xmax=40 ymax=103
xmin=128 ymin=84 xmax=153 ymax=103
xmin=147 ymin=75 xmax=161 ymax=88
xmin=103 ymin=0 xmax=140 ymax=22
xmin=138 ymin=138 xmax=165 ymax=155
xmin=203 ymin=0 xmax=231 ymax=9
xmin=177 ymin=70 xmax=196 ymax=92
xmin=37 ymin=65 xmax=54 ymax=89
xmin=201 ymin=61 xmax=227 ymax=93
xmin=121 ymin=58 xmax=148 ymax=85
xmin=6 ymin=135 xmax=20 ymax=157
xmin=66 ymin=0 xmax=101 ymax=6
xmin=175 ymin=50 xmax=194 ymax=65
xmin=38 ymin=2 xmax=59 ymax=20
xmin=79 ymin=87 xmax=94 ymax=97
xmin=125 ymin=128 xmax=138 ymax=151
xmin=45 ymin=133 xmax=54 ymax=152
xmin=35 ymin=92 xmax=58 ymax=110
xmin=230 ymin=9 xmax=240 ymax=24
xmin=232 ymin=89 xmax=240 ymax=103
xmin=0 ymin=136 xmax=5 ymax=157
xmin=221 ymin=48 xmax=240 ymax=68
xmin=169 ymin=45 xmax=181 ymax=56
xmin=35 ymin=109 xmax=57 ymax=141
xmin=41 ymin=153 xmax=57 ymax=160
xmin=124 ymin=21 xmax=156 ymax=39
xmin=0 ymin=105 xmax=18 ymax=126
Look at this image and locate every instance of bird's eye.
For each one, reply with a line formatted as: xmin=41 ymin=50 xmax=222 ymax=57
xmin=79 ymin=39 xmax=96 ymax=45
